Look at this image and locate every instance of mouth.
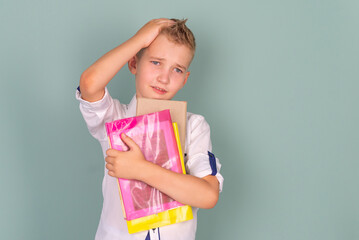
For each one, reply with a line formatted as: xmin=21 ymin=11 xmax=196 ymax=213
xmin=152 ymin=86 xmax=167 ymax=94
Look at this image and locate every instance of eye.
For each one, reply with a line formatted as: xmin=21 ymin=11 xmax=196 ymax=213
xmin=174 ymin=68 xmax=183 ymax=73
xmin=151 ymin=61 xmax=160 ymax=65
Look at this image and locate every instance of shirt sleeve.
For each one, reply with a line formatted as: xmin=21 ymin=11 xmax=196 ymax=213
xmin=185 ymin=114 xmax=224 ymax=192
xmin=75 ymin=87 xmax=126 ymax=143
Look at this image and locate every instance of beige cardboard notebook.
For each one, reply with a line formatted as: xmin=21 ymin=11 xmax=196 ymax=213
xmin=136 ymin=98 xmax=187 ymax=151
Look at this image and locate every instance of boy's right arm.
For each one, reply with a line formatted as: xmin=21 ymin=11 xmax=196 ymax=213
xmin=79 ymin=18 xmax=174 ymax=102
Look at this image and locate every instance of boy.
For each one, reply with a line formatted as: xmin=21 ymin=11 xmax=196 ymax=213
xmin=76 ymin=18 xmax=224 ymax=240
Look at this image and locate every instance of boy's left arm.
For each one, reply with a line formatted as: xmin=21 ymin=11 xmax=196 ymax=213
xmin=105 ymin=133 xmax=220 ymax=209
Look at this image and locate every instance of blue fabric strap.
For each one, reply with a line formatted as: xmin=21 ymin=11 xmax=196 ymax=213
xmin=208 ymin=151 xmax=217 ymax=176
xmin=77 ymin=86 xmax=81 ymax=93
xmin=145 ymin=228 xmax=160 ymax=240
xmin=145 ymin=231 xmax=150 ymax=240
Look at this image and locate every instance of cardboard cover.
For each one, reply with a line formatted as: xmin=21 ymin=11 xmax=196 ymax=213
xmin=136 ymin=98 xmax=187 ymax=152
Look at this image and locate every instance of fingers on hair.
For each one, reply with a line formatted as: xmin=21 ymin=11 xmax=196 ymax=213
xmin=161 ymin=18 xmax=196 ymax=52
xmin=136 ymin=18 xmax=196 ymax=59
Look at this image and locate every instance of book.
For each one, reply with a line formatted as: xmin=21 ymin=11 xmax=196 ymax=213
xmin=105 ymin=110 xmax=185 ymax=220
xmin=136 ymin=98 xmax=187 ymax=152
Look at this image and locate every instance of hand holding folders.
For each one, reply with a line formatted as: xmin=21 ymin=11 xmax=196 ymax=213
xmin=105 ymin=133 xmax=150 ymax=180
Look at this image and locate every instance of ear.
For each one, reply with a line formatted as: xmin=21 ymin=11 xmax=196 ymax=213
xmin=183 ymin=71 xmax=190 ymax=87
xmin=128 ymin=56 xmax=138 ymax=75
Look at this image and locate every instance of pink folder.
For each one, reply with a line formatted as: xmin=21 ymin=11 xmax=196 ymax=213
xmin=105 ymin=110 xmax=184 ymax=220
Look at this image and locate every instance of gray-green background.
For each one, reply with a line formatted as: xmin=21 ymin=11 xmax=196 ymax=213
xmin=1 ymin=0 xmax=358 ymax=239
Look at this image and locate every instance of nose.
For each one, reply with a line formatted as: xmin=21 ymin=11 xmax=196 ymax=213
xmin=157 ymin=69 xmax=170 ymax=84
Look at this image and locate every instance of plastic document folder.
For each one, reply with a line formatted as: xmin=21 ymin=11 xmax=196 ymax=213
xmin=126 ymin=123 xmax=193 ymax=234
xmin=106 ymin=110 xmax=193 ymax=233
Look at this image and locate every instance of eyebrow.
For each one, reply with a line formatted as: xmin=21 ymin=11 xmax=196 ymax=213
xmin=149 ymin=57 xmax=187 ymax=71
xmin=175 ymin=63 xmax=187 ymax=71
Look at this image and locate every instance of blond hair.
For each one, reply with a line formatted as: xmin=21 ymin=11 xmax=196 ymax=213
xmin=137 ymin=18 xmax=196 ymax=58
xmin=160 ymin=18 xmax=196 ymax=53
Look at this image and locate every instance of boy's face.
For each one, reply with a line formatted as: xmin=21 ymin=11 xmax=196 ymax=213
xmin=129 ymin=34 xmax=193 ymax=100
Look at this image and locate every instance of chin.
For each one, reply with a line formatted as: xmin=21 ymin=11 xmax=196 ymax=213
xmin=137 ymin=90 xmax=173 ymax=100
xmin=153 ymin=95 xmax=171 ymax=100
xmin=147 ymin=93 xmax=172 ymax=100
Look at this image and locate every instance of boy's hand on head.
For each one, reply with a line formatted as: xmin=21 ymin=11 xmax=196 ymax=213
xmin=134 ymin=18 xmax=175 ymax=49
xmin=105 ymin=133 xmax=149 ymax=180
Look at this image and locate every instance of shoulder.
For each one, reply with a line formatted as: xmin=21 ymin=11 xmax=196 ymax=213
xmin=75 ymin=87 xmax=130 ymax=142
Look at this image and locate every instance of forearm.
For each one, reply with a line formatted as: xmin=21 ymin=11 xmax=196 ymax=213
xmin=80 ymin=35 xmax=143 ymax=102
xmin=105 ymin=134 xmax=220 ymax=208
xmin=139 ymin=161 xmax=219 ymax=209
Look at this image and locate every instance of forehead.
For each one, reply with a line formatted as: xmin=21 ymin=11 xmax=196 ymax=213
xmin=142 ymin=34 xmax=193 ymax=68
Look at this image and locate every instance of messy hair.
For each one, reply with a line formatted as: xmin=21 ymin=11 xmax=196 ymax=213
xmin=137 ymin=18 xmax=196 ymax=59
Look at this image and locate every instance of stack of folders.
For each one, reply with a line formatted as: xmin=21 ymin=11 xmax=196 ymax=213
xmin=105 ymin=99 xmax=192 ymax=234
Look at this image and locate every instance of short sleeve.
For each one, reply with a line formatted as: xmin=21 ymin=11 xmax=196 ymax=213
xmin=76 ymin=87 xmax=126 ymax=142
xmin=185 ymin=114 xmax=224 ymax=192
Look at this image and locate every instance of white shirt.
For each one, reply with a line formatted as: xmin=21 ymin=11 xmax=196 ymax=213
xmin=76 ymin=88 xmax=224 ymax=240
